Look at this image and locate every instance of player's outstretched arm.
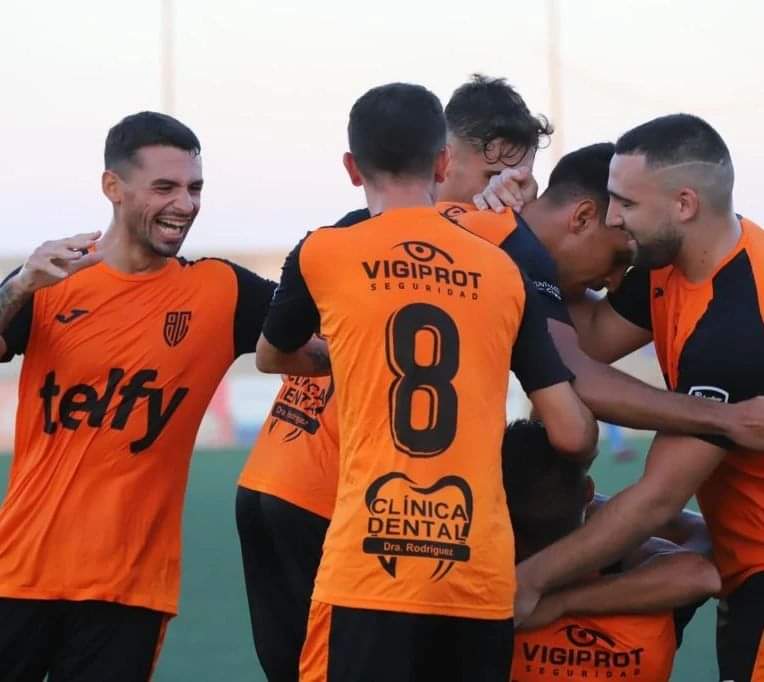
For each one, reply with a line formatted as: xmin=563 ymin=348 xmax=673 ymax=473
xmin=519 ymin=543 xmax=720 ymax=631
xmin=514 ymin=433 xmax=726 ymax=625
xmin=0 ymin=232 xmax=102 ymax=331
xmin=256 ymin=335 xmax=330 ymax=377
xmin=566 ymin=292 xmax=651 ymax=364
xmin=589 ymin=493 xmax=712 ymax=557
xmin=548 ymin=318 xmax=749 ymax=444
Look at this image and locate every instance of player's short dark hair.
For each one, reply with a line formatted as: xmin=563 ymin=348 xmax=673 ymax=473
xmin=616 ymin=114 xmax=733 ymax=211
xmin=502 ymin=420 xmax=591 ymax=557
xmin=542 ymin=142 xmax=615 ymax=211
xmin=348 ymin=83 xmax=446 ymax=181
xmin=615 ymin=113 xmax=730 ymax=167
xmin=445 ymin=74 xmax=553 ymax=164
xmin=105 ymin=111 xmax=201 ymax=171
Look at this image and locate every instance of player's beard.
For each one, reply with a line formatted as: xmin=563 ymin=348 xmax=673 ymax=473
xmin=632 ymin=221 xmax=682 ymax=270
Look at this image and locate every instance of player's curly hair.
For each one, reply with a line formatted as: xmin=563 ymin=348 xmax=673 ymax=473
xmin=445 ymin=74 xmax=553 ymax=165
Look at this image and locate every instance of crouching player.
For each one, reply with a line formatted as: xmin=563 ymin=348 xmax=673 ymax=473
xmin=503 ymin=421 xmax=719 ymax=681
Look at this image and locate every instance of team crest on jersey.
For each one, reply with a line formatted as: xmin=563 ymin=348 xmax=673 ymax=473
xmin=363 ymin=472 xmax=473 ymax=581
xmin=164 ymin=311 xmax=192 ymax=347
xmin=688 ymin=385 xmax=729 ymax=403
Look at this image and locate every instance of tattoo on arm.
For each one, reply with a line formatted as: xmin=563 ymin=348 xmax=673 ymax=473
xmin=307 ymin=347 xmax=331 ymax=374
xmin=0 ymin=278 xmax=29 ymax=335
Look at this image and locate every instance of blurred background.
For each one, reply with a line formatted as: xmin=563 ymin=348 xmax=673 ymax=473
xmin=2 ymin=0 xmax=762 ymax=678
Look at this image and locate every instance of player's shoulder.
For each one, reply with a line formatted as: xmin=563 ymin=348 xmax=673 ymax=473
xmin=174 ymin=257 xmax=274 ymax=297
xmin=437 ymin=201 xmax=519 ymax=247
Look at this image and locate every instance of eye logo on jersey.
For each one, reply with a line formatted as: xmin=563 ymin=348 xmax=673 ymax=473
xmin=559 ymin=624 xmax=616 ymax=648
xmin=164 ymin=311 xmax=192 ymax=347
xmin=395 ymin=240 xmax=455 ymax=264
xmin=362 ymin=472 xmax=473 ymax=581
xmin=39 ymin=368 xmax=189 ymax=453
xmin=268 ymin=376 xmax=334 ymax=440
xmin=688 ymin=385 xmax=729 ymax=403
xmin=361 ymin=241 xmax=482 ymax=300
xmin=439 ymin=204 xmax=468 ymax=224
xmin=519 ymin=623 xmax=645 ymax=678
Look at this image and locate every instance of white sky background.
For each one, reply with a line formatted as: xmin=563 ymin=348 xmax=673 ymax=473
xmin=1 ymin=0 xmax=763 ymax=257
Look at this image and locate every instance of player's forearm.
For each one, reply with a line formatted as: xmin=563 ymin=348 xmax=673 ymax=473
xmin=0 ymin=275 xmax=31 ymax=336
xmin=255 ymin=336 xmax=331 ymax=377
xmin=559 ymin=552 xmax=720 ymax=616
xmin=571 ymin=351 xmax=726 ymax=436
xmin=520 ymin=482 xmax=681 ymax=595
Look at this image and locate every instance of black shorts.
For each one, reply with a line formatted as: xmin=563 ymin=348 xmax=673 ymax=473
xmin=300 ymin=601 xmax=514 ymax=682
xmin=717 ymin=571 xmax=764 ymax=681
xmin=236 ymin=487 xmax=330 ymax=682
xmin=0 ymin=597 xmax=168 ymax=681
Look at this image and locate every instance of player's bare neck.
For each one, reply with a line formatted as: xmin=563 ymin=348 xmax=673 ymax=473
xmin=97 ymin=223 xmax=169 ymax=275
xmin=363 ymin=180 xmax=438 ymax=216
xmin=677 ymin=212 xmax=742 ymax=283
xmin=520 ymin=198 xmax=562 ymax=255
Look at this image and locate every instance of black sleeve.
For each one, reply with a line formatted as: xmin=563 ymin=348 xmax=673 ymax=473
xmin=512 ymin=276 xmax=576 ymax=393
xmin=498 ymin=229 xmax=573 ymax=327
xmin=334 ymin=208 xmax=371 ymax=227
xmin=224 ymin=262 xmax=278 ymax=357
xmin=0 ymin=267 xmax=33 ymax=362
xmin=261 ymin=236 xmax=320 ymax=352
xmin=607 ymin=266 xmax=652 ymax=330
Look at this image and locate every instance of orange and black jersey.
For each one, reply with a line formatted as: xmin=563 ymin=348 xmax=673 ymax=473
xmin=263 ymin=206 xmax=573 ymax=619
xmin=336 ymin=206 xmax=572 ymax=327
xmin=0 ymin=257 xmax=275 ymax=614
xmin=608 ymin=218 xmax=764 ymax=594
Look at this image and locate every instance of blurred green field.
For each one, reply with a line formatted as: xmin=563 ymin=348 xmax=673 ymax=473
xmin=0 ymin=440 xmax=718 ymax=680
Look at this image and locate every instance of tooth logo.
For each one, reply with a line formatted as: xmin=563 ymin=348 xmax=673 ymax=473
xmin=363 ymin=472 xmax=473 ymax=581
xmin=164 ymin=311 xmax=192 ymax=347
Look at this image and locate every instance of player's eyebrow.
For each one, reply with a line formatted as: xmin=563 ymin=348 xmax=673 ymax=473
xmin=608 ymin=188 xmax=636 ymax=204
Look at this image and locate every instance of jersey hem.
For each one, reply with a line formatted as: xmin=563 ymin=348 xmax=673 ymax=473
xmin=237 ymin=477 xmax=334 ymax=520
xmin=313 ymin=591 xmax=514 ymax=620
xmin=0 ymin=585 xmax=177 ymax=615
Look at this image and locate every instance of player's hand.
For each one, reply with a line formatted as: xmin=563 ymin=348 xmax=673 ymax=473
xmin=515 ymin=592 xmax=567 ymax=631
xmin=725 ymin=396 xmax=764 ymax=450
xmin=14 ymin=232 xmax=103 ymax=294
xmin=472 ymin=167 xmax=538 ymax=214
xmin=513 ymin=561 xmax=543 ymax=626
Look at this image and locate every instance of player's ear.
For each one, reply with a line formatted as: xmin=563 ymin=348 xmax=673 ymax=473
xmin=676 ymin=187 xmax=700 ymax=223
xmin=570 ymin=199 xmax=598 ymax=234
xmin=102 ymin=170 xmax=123 ymax=205
xmin=434 ymin=146 xmax=451 ymax=184
xmin=342 ymin=153 xmax=363 ymax=187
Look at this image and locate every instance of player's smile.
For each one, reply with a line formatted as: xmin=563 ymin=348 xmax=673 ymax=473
xmin=153 ymin=213 xmax=194 ymax=244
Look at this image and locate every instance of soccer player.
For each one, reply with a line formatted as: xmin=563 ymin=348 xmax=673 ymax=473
xmin=503 ymin=420 xmax=719 ymax=681
xmin=256 ymin=82 xmax=597 ymax=682
xmin=0 ymin=112 xmax=277 ymax=681
xmin=514 ymin=114 xmax=764 ymax=681
xmin=236 ymin=212 xmax=365 ymax=682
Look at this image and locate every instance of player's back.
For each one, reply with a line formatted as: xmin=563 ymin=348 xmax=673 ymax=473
xmin=300 ymin=206 xmax=527 ymax=619
xmin=512 ymin=612 xmax=678 ymax=681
